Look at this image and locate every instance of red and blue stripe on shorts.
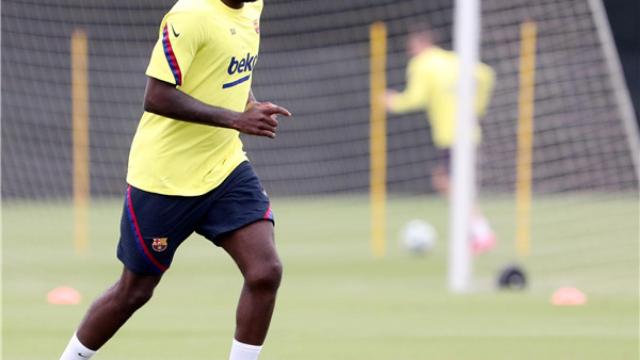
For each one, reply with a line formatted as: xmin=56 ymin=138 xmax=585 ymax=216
xmin=263 ymin=206 xmax=274 ymax=221
xmin=125 ymin=186 xmax=168 ymax=274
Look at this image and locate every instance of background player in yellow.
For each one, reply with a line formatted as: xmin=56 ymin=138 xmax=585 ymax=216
xmin=60 ymin=1 xmax=291 ymax=360
xmin=385 ymin=24 xmax=497 ymax=253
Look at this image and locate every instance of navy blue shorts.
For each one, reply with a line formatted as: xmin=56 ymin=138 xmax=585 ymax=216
xmin=435 ymin=148 xmax=451 ymax=172
xmin=117 ymin=161 xmax=274 ymax=275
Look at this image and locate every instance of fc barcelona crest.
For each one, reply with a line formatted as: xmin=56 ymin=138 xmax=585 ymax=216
xmin=254 ymin=20 xmax=260 ymax=34
xmin=151 ymin=237 xmax=169 ymax=252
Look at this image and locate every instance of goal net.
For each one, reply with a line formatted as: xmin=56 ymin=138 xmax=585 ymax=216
xmin=2 ymin=0 xmax=638 ymax=292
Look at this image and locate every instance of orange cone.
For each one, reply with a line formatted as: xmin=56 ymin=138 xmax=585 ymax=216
xmin=47 ymin=286 xmax=82 ymax=305
xmin=551 ymin=287 xmax=587 ymax=306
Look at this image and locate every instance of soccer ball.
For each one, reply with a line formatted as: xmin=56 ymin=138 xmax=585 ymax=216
xmin=400 ymin=219 xmax=437 ymax=255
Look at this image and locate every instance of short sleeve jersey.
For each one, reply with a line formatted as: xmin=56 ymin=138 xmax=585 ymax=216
xmin=127 ymin=0 xmax=263 ymax=196
xmin=390 ymin=47 xmax=495 ymax=149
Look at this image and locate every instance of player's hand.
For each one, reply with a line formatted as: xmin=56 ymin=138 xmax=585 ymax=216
xmin=383 ymin=90 xmax=398 ymax=111
xmin=232 ymin=102 xmax=292 ymax=139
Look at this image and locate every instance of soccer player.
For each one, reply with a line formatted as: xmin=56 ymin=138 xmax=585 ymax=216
xmin=59 ymin=1 xmax=290 ymax=359
xmin=384 ymin=25 xmax=496 ymax=253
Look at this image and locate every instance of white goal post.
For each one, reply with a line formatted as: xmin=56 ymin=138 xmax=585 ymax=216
xmin=449 ymin=0 xmax=480 ymax=293
xmin=448 ymin=0 xmax=639 ymax=293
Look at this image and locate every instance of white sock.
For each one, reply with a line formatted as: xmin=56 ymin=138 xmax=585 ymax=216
xmin=60 ymin=333 xmax=97 ymax=360
xmin=229 ymin=339 xmax=262 ymax=360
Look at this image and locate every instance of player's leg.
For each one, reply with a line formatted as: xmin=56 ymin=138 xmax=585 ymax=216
xmin=431 ymin=164 xmax=451 ymax=196
xmin=431 ymin=147 xmax=452 ymax=196
xmin=60 ymin=268 xmax=163 ymax=359
xmin=195 ymin=161 xmax=279 ymax=360
xmin=60 ymin=185 xmax=205 ymax=359
xmin=221 ymin=220 xmax=282 ymax=346
xmin=431 ymin=148 xmax=495 ymax=253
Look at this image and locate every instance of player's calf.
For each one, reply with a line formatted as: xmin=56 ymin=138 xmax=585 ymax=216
xmin=60 ymin=269 xmax=161 ymax=360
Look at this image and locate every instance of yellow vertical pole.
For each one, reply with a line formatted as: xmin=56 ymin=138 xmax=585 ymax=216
xmin=516 ymin=21 xmax=537 ymax=257
xmin=370 ymin=22 xmax=387 ymax=258
xmin=72 ymin=29 xmax=90 ymax=255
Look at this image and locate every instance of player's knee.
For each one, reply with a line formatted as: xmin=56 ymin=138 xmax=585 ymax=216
xmin=245 ymin=260 xmax=283 ymax=292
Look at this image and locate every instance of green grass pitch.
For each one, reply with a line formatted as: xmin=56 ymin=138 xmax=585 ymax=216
xmin=3 ymin=195 xmax=638 ymax=359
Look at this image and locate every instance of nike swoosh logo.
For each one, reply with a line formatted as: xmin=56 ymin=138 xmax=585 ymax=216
xmin=171 ymin=24 xmax=180 ymax=37
xmin=77 ymin=353 xmax=90 ymax=358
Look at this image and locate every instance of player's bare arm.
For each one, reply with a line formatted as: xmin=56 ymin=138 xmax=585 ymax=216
xmin=144 ymin=77 xmax=291 ymax=139
xmin=383 ymin=89 xmax=399 ymax=111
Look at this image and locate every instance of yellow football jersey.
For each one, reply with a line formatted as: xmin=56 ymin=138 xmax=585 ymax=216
xmin=127 ymin=0 xmax=263 ymax=196
xmin=390 ymin=47 xmax=495 ymax=149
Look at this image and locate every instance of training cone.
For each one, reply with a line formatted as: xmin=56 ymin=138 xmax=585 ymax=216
xmin=551 ymin=287 xmax=587 ymax=306
xmin=47 ymin=286 xmax=82 ymax=305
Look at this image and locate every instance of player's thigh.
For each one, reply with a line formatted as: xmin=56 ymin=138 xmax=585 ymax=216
xmin=219 ymin=220 xmax=280 ymax=277
xmin=116 ymin=267 xmax=163 ymax=295
xmin=433 ymin=148 xmax=451 ymax=175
